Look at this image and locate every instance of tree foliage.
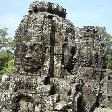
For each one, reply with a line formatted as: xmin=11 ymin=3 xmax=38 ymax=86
xmin=0 ymin=28 xmax=14 ymax=76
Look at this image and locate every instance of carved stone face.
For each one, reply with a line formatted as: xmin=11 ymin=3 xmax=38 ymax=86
xmin=19 ymin=100 xmax=34 ymax=112
xmin=80 ymin=47 xmax=91 ymax=67
xmin=20 ymin=39 xmax=45 ymax=72
xmin=1 ymin=106 xmax=9 ymax=112
xmin=11 ymin=95 xmax=34 ymax=112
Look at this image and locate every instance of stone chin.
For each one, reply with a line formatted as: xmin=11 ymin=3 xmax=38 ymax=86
xmin=22 ymin=58 xmax=44 ymax=72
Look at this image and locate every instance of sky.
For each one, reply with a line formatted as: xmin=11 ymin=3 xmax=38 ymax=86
xmin=0 ymin=0 xmax=112 ymax=38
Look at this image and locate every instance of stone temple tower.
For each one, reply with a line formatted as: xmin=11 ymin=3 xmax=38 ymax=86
xmin=0 ymin=1 xmax=110 ymax=112
xmin=0 ymin=1 xmax=76 ymax=112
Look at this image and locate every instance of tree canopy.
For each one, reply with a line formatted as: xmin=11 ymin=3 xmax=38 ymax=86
xmin=0 ymin=28 xmax=14 ymax=76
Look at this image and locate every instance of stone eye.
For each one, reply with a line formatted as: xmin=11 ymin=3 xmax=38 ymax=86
xmin=34 ymin=46 xmax=39 ymax=52
xmin=30 ymin=45 xmax=34 ymax=51
xmin=34 ymin=44 xmax=42 ymax=52
xmin=21 ymin=44 xmax=28 ymax=52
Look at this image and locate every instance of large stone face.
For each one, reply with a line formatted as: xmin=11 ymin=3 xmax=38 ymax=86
xmin=14 ymin=2 xmax=75 ymax=76
xmin=0 ymin=1 xmax=111 ymax=112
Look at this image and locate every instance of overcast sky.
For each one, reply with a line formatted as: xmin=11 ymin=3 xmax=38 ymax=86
xmin=0 ymin=0 xmax=112 ymax=38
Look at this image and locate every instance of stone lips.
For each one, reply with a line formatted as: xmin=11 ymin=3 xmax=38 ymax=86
xmin=28 ymin=1 xmax=66 ymax=18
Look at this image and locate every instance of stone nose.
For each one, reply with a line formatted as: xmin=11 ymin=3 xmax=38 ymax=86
xmin=25 ymin=53 xmax=32 ymax=59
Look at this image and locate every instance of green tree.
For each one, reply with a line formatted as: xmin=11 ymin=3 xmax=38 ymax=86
xmin=0 ymin=28 xmax=14 ymax=76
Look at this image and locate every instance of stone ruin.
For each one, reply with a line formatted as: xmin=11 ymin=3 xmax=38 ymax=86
xmin=0 ymin=1 xmax=112 ymax=112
